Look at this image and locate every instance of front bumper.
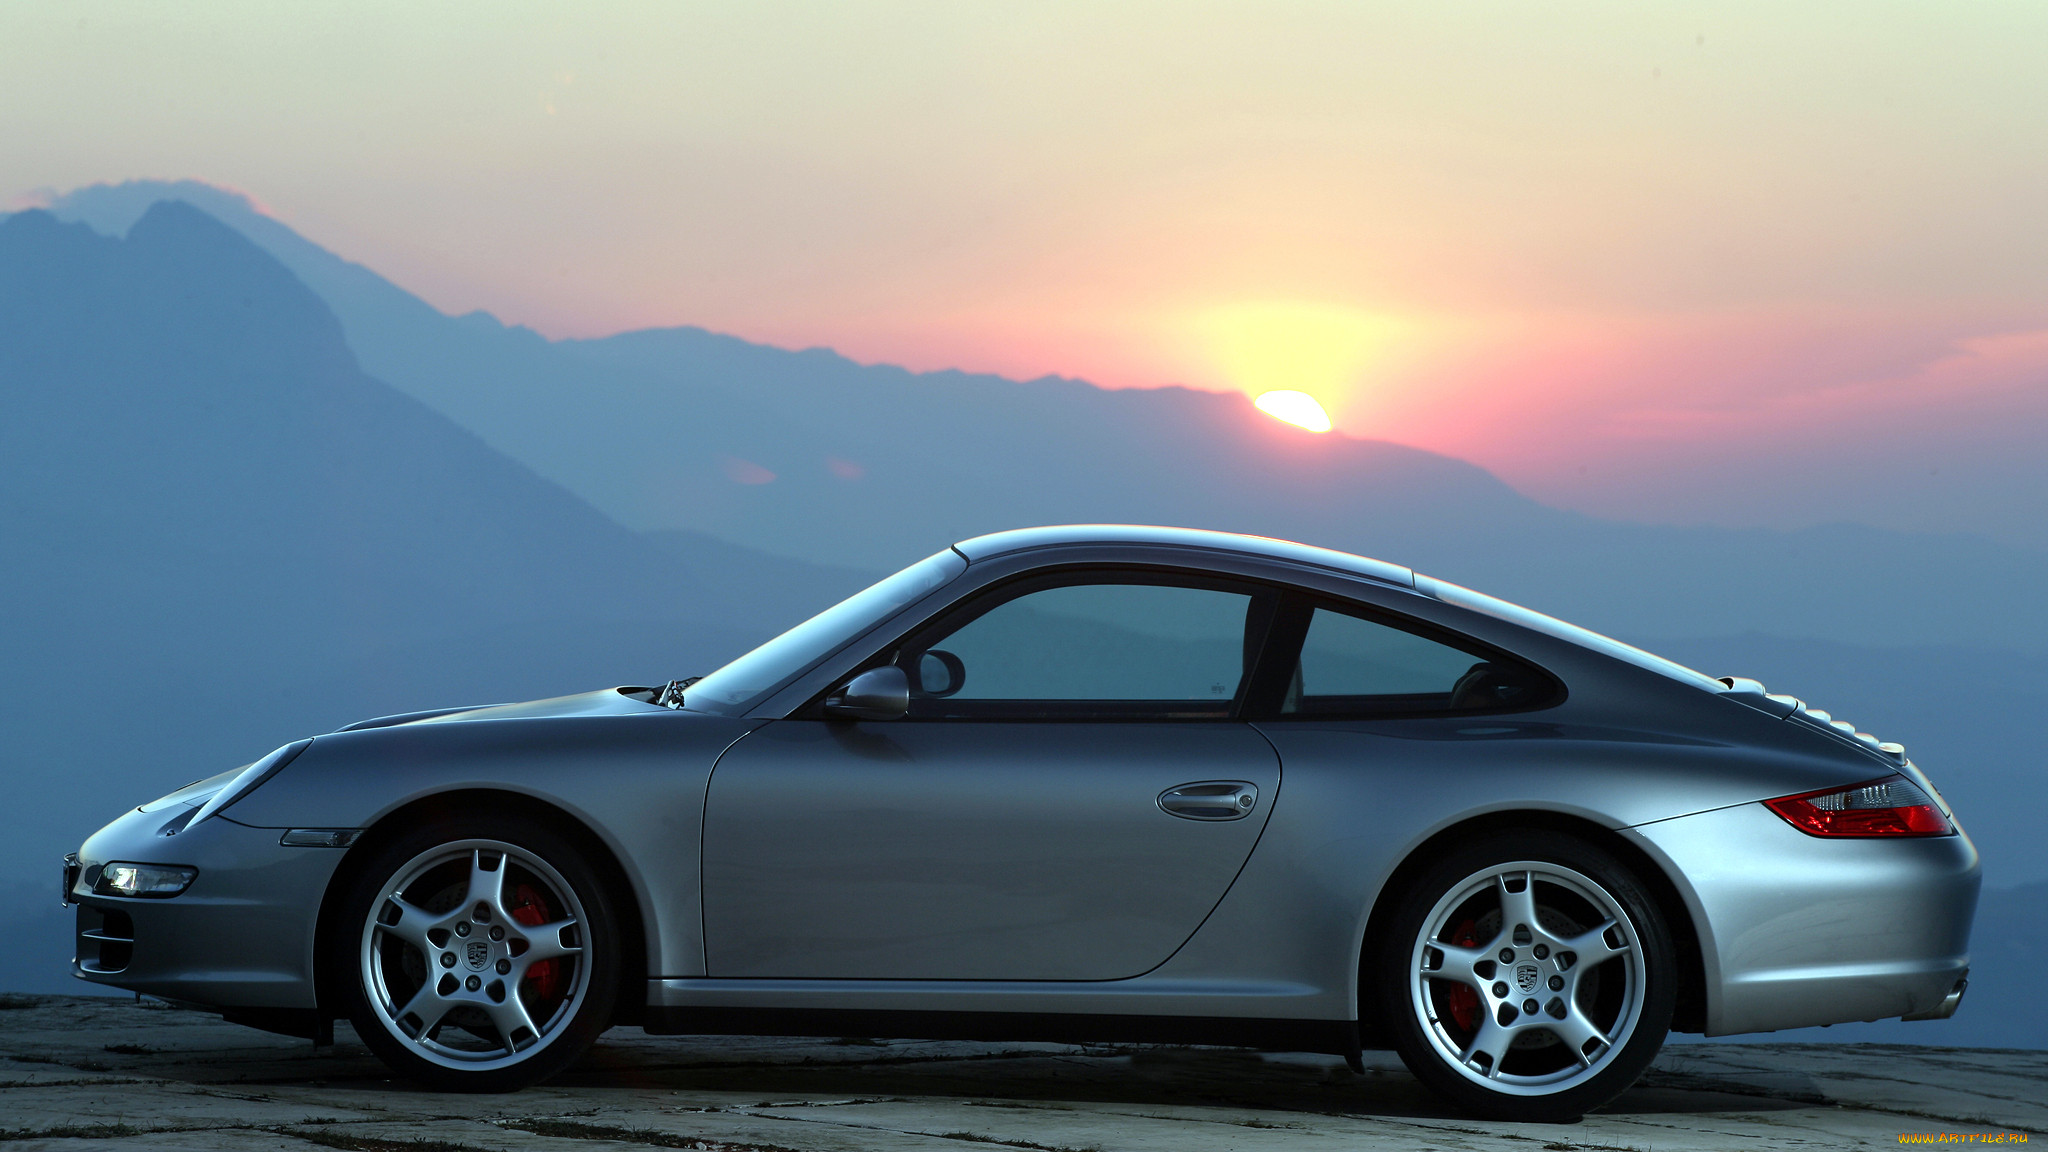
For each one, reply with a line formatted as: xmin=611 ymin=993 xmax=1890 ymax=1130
xmin=67 ymin=803 xmax=351 ymax=1011
xmin=1629 ymin=800 xmax=1980 ymax=1036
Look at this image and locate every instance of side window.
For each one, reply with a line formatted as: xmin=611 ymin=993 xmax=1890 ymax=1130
xmin=1282 ymin=605 xmax=1551 ymax=717
xmin=904 ymin=580 xmax=1258 ymax=719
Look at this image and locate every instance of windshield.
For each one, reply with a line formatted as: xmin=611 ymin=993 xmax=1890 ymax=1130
xmin=683 ymin=548 xmax=968 ymax=716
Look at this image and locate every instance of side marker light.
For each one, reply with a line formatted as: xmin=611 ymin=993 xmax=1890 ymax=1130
xmin=280 ymin=829 xmax=361 ymax=848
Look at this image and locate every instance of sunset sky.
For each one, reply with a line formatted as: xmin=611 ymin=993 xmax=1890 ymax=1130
xmin=7 ymin=1 xmax=2046 ymax=543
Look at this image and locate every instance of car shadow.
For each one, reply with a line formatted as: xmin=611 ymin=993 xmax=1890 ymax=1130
xmin=546 ymin=1034 xmax=1819 ymax=1120
xmin=51 ymin=1007 xmax=1818 ymax=1124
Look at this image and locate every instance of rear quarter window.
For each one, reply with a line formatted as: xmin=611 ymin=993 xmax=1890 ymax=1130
xmin=1281 ymin=603 xmax=1559 ymax=717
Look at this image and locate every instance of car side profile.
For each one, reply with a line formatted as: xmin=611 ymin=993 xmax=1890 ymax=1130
xmin=66 ymin=525 xmax=1979 ymax=1121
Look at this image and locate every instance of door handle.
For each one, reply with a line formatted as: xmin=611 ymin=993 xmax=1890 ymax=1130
xmin=1157 ymin=781 xmax=1259 ymax=821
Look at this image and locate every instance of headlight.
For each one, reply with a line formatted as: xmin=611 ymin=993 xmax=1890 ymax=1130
xmin=184 ymin=739 xmax=313 ymax=830
xmin=94 ymin=862 xmax=197 ymax=898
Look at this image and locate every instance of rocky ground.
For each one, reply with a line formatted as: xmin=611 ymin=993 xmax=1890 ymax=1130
xmin=0 ymin=994 xmax=2040 ymax=1150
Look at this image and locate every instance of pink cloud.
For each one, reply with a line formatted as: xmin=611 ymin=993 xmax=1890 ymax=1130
xmin=4 ymin=186 xmax=56 ymax=211
xmin=718 ymin=455 xmax=777 ymax=485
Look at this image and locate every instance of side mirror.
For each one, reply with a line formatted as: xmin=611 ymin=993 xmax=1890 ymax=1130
xmin=824 ymin=665 xmax=910 ymax=721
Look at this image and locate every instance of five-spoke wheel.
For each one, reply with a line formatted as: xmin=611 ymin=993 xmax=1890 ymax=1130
xmin=339 ymin=816 xmax=618 ymax=1091
xmin=1378 ymin=832 xmax=1675 ymax=1121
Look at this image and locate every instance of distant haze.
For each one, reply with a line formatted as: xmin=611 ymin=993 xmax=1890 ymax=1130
xmin=5 ymin=5 xmax=2048 ymax=544
xmin=4 ymin=5 xmax=2046 ymax=1049
xmin=13 ymin=185 xmax=2048 ymax=906
xmin=0 ymin=190 xmax=2042 ymax=1050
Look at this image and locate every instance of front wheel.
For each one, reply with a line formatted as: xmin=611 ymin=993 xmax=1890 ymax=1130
xmin=338 ymin=815 xmax=619 ymax=1091
xmin=1375 ymin=831 xmax=1676 ymax=1122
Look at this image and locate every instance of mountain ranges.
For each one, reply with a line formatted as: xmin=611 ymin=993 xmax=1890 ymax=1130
xmin=2 ymin=182 xmax=2039 ymax=1048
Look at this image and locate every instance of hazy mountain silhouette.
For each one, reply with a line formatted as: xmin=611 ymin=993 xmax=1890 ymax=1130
xmin=29 ymin=181 xmax=2048 ymax=880
xmin=6 ymin=183 xmax=2039 ymax=1046
xmin=37 ymin=181 xmax=2048 ymax=654
xmin=0 ymin=203 xmax=868 ymax=904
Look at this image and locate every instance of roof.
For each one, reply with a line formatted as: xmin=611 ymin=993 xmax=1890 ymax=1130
xmin=949 ymin=524 xmax=1415 ymax=588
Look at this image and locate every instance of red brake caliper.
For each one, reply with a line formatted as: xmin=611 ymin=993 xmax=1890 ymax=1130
xmin=1440 ymin=918 xmax=1482 ymax=1033
xmin=508 ymin=884 xmax=563 ymax=1003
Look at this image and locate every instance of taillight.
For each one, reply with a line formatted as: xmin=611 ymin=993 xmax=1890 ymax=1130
xmin=1764 ymin=776 xmax=1954 ymax=838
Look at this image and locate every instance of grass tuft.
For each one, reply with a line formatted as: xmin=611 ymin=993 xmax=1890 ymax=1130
xmin=287 ymin=1129 xmax=492 ymax=1152
xmin=505 ymin=1117 xmax=811 ymax=1151
xmin=0 ymin=1123 xmax=142 ymax=1142
xmin=937 ymin=1132 xmax=1102 ymax=1152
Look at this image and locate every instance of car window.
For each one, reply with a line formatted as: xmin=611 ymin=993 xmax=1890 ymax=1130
xmin=1281 ymin=605 xmax=1552 ymax=717
xmin=904 ymin=580 xmax=1256 ymax=719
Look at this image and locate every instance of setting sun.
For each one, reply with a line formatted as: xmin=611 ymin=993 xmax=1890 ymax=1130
xmin=1190 ymin=302 xmax=1401 ymax=431
xmin=1254 ymin=390 xmax=1333 ymax=433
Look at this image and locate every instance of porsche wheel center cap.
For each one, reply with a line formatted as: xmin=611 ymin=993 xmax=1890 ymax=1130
xmin=1515 ymin=963 xmax=1541 ymax=994
xmin=465 ymin=940 xmax=491 ymax=971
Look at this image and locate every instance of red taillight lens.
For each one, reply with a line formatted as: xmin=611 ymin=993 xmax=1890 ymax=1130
xmin=1764 ymin=776 xmax=1954 ymax=838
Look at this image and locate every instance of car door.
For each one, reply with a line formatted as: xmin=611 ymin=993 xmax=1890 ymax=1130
xmin=699 ymin=571 xmax=1284 ymax=981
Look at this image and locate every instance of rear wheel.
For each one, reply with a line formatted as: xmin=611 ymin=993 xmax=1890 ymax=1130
xmin=339 ymin=815 xmax=618 ymax=1091
xmin=1376 ymin=831 xmax=1675 ymax=1121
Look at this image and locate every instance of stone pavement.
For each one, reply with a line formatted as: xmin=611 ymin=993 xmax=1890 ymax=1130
xmin=1 ymin=994 xmax=2040 ymax=1150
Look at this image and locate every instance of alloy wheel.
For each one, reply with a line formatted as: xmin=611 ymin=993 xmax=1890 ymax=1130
xmin=358 ymin=838 xmax=591 ymax=1072
xmin=1407 ymin=859 xmax=1648 ymax=1096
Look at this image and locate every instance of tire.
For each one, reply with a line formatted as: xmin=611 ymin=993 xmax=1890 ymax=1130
xmin=338 ymin=814 xmax=620 ymax=1091
xmin=1374 ymin=831 xmax=1676 ymax=1122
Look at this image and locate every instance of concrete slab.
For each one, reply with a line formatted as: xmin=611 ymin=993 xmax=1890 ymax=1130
xmin=2 ymin=994 xmax=2038 ymax=1150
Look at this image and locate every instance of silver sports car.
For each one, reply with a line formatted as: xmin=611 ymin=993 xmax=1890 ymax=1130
xmin=66 ymin=525 xmax=1978 ymax=1120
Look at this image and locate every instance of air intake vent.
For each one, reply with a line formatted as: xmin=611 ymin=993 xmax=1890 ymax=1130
xmin=1718 ymin=677 xmax=1906 ymax=765
xmin=77 ymin=906 xmax=134 ymax=973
